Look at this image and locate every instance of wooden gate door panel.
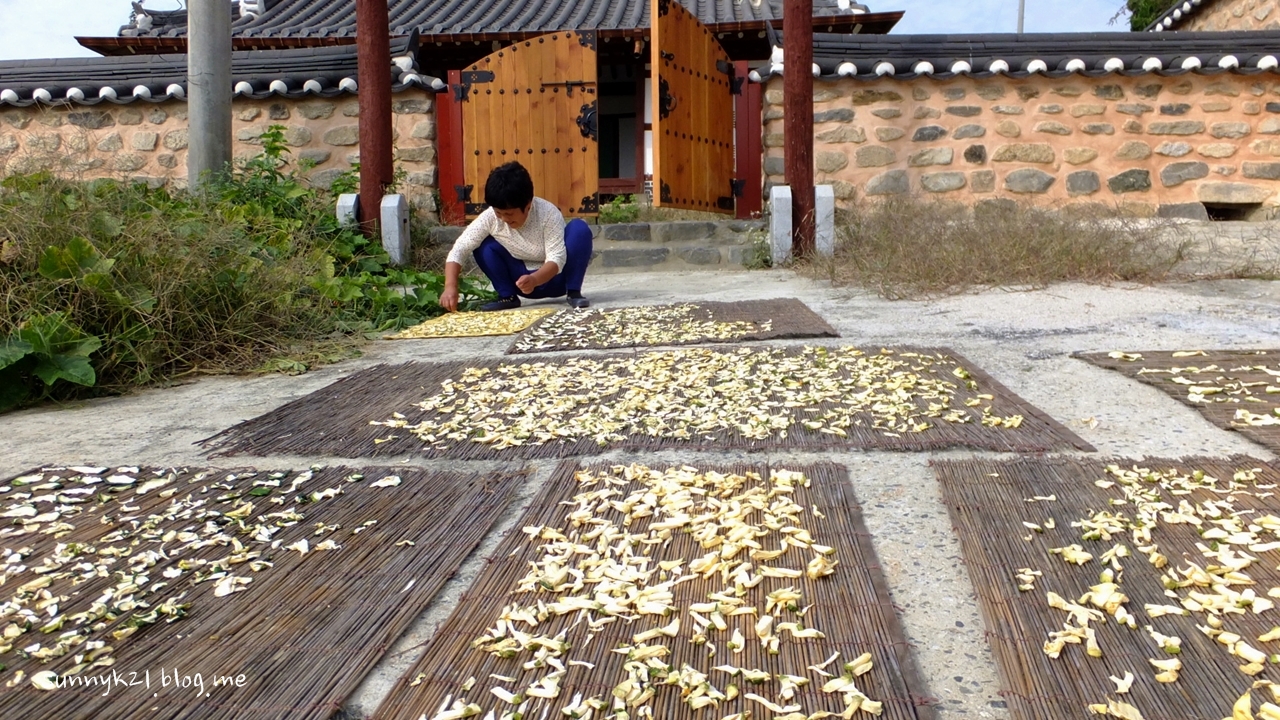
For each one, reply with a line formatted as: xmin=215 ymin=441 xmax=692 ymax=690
xmin=461 ymin=31 xmax=599 ymax=218
xmin=651 ymin=0 xmax=736 ymax=214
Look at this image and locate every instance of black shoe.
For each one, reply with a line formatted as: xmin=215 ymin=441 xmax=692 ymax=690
xmin=480 ymin=296 xmax=521 ymax=312
xmin=567 ymin=295 xmax=590 ymax=309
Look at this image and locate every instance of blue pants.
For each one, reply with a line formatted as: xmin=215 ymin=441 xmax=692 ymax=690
xmin=472 ymin=218 xmax=593 ymax=299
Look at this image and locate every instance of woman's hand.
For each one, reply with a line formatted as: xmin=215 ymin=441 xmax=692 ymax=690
xmin=439 ymin=287 xmax=459 ymax=312
xmin=515 ymin=274 xmax=538 ymax=295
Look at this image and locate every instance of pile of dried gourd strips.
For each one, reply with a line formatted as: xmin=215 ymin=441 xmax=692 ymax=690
xmin=1021 ymin=463 xmax=1280 ymax=719
xmin=511 ymin=304 xmax=770 ymax=352
xmin=0 ymin=464 xmax=397 ymax=691
xmin=373 ymin=346 xmax=1024 ymax=451
xmin=425 ymin=464 xmax=884 ymax=720
xmin=1105 ymin=351 xmax=1280 ymax=429
xmin=389 ymin=308 xmax=558 ymax=339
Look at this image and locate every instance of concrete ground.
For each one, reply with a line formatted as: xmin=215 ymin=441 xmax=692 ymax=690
xmin=2 ymin=269 xmax=1279 ymax=720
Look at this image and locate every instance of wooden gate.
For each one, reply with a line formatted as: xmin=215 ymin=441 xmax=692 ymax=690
xmin=458 ymin=31 xmax=599 ymax=218
xmin=650 ymin=0 xmax=738 ymax=213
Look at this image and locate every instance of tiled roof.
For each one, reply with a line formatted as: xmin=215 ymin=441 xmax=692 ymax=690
xmin=1146 ymin=0 xmax=1215 ymax=31
xmin=750 ymin=29 xmax=1280 ymax=80
xmin=0 ymin=38 xmax=441 ymax=108
xmin=117 ymin=4 xmax=216 ymax=38
xmin=117 ymin=0 xmax=872 ymax=38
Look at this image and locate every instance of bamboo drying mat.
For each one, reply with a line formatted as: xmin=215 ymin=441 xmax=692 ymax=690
xmin=374 ymin=461 xmax=933 ymax=720
xmin=506 ymin=298 xmax=840 ymax=354
xmin=1076 ymin=349 xmax=1280 ymax=453
xmin=0 ymin=463 xmax=524 ymax=720
xmin=388 ymin=307 xmax=559 ymax=339
xmin=936 ymin=455 xmax=1280 ymax=720
xmin=202 ymin=346 xmax=1092 ymax=459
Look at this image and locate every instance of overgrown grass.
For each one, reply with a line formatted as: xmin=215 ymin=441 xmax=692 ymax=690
xmin=594 ymin=194 xmax=728 ymax=223
xmin=0 ymin=127 xmax=492 ymax=411
xmin=637 ymin=206 xmax=730 ymax=223
xmin=801 ymin=196 xmax=1187 ymax=300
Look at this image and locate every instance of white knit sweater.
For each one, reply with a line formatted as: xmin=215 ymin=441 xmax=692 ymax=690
xmin=445 ymin=197 xmax=568 ymax=271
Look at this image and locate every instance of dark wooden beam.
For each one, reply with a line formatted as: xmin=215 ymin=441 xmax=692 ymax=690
xmin=356 ymin=0 xmax=394 ymax=232
xmin=784 ymin=0 xmax=815 ymax=257
xmin=734 ymin=59 xmax=763 ymax=220
xmin=437 ymin=69 xmax=467 ymax=225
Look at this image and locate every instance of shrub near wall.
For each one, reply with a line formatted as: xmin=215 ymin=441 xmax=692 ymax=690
xmin=764 ymin=73 xmax=1280 ymax=213
xmin=0 ymin=91 xmax=440 ymax=217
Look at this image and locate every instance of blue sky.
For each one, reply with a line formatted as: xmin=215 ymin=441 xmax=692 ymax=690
xmin=0 ymin=0 xmax=1131 ymax=62
xmin=889 ymin=0 xmax=1131 ymax=34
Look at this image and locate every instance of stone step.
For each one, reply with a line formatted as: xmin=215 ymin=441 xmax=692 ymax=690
xmin=427 ymin=219 xmax=766 ymax=272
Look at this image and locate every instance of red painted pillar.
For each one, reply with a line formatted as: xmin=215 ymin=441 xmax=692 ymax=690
xmin=734 ymin=60 xmax=763 ymax=220
xmin=356 ymin=0 xmax=394 ymax=232
xmin=436 ymin=69 xmax=467 ymax=225
xmin=784 ymin=0 xmax=815 ymax=257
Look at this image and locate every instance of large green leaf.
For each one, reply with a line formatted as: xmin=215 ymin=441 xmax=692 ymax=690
xmin=412 ymin=287 xmax=441 ymax=306
xmin=32 ymin=354 xmax=96 ymax=387
xmin=90 ymin=211 xmax=125 ymax=239
xmin=38 ymin=237 xmax=115 ymax=280
xmin=0 ymin=338 xmax=32 ymax=371
xmin=17 ymin=312 xmax=103 ymax=359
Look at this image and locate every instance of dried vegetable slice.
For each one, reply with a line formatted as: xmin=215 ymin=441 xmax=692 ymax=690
xmin=1076 ymin=350 xmax=1280 ymax=453
xmin=512 ymin=304 xmax=770 ymax=353
xmin=389 ymin=308 xmax=558 ymax=340
xmin=376 ymin=463 xmax=924 ymax=720
xmin=375 ymin=347 xmax=1028 ymax=451
xmin=939 ymin=456 xmax=1280 ymax=720
xmin=0 ymin=464 xmax=521 ymax=719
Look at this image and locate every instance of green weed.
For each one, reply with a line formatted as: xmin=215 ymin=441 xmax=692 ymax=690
xmin=0 ymin=125 xmax=492 ymax=412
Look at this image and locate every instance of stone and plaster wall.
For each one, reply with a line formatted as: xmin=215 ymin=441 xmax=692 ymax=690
xmin=763 ymin=72 xmax=1280 ymax=215
xmin=0 ymin=91 xmax=439 ymax=216
xmin=1180 ymin=0 xmax=1280 ymax=31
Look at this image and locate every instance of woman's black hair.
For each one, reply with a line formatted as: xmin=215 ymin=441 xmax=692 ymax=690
xmin=484 ymin=162 xmax=535 ymax=210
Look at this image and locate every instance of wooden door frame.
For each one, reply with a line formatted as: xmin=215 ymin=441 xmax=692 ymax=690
xmin=438 ymin=69 xmax=467 ymax=225
xmin=596 ymin=61 xmax=646 ymax=198
xmin=733 ymin=60 xmax=762 ymax=219
xmin=634 ymin=71 xmax=647 ymax=197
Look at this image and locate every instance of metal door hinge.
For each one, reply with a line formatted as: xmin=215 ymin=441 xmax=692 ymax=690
xmin=717 ymin=60 xmax=744 ymax=95
xmin=658 ymin=78 xmax=675 ymax=120
xmin=455 ymin=70 xmax=494 ymax=101
xmin=577 ymin=100 xmax=598 ymax=141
